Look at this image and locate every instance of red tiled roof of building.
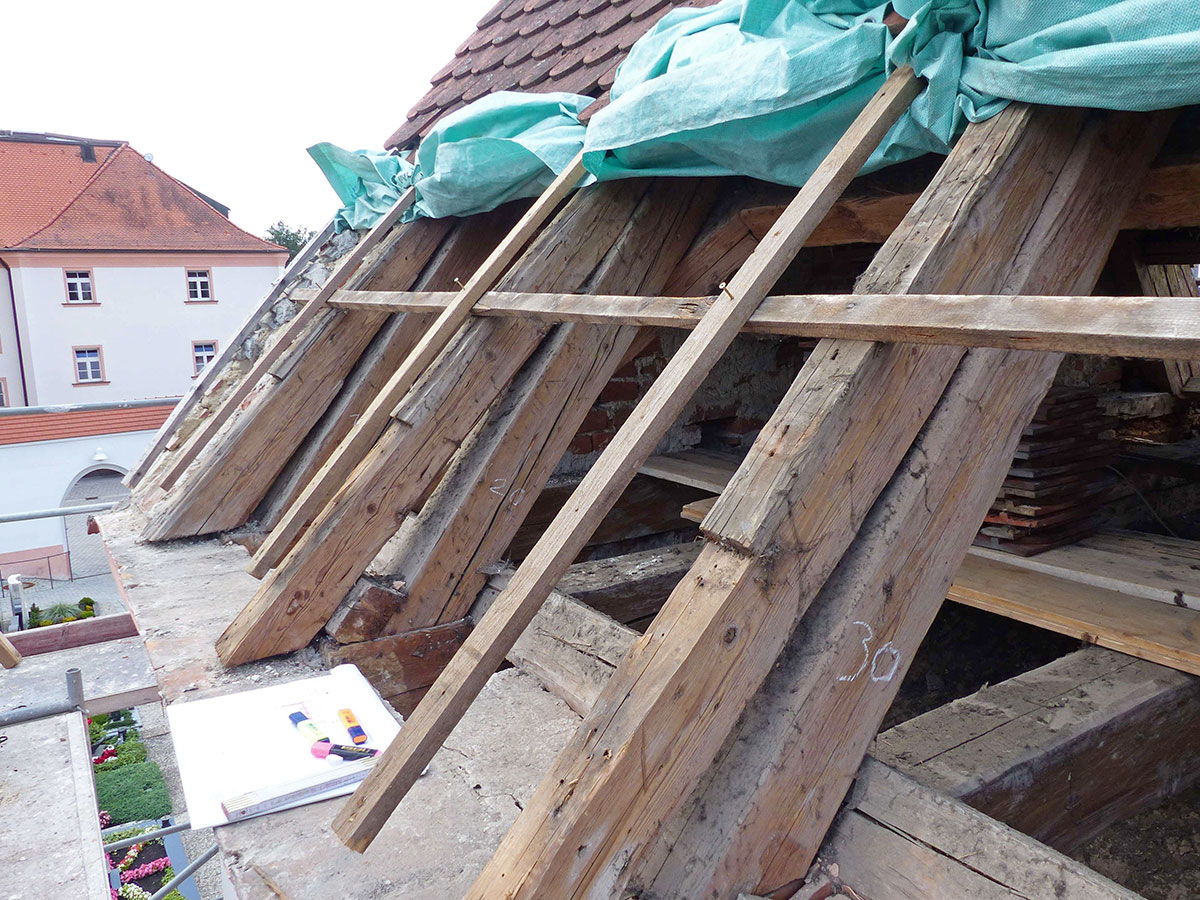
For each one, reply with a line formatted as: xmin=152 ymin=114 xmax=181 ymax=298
xmin=0 ymin=137 xmax=285 ymax=254
xmin=0 ymin=403 xmax=176 ymax=446
xmin=386 ymin=0 xmax=721 ymax=150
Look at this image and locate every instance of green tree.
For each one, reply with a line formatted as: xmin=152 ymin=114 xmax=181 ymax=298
xmin=264 ymin=221 xmax=317 ymax=261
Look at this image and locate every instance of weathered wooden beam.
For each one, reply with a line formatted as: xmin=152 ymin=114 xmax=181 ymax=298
xmin=0 ymin=633 xmax=20 ymax=669
xmin=630 ymin=108 xmax=1172 ymax=899
xmin=822 ymin=759 xmax=1142 ymax=900
xmin=253 ymin=204 xmax=530 ymax=532
xmin=501 ymin=568 xmax=1200 ymax=873
xmin=556 ymin=541 xmax=703 ymax=626
xmin=370 ymin=181 xmax=716 ymax=640
xmin=247 ymin=155 xmax=588 ymax=578
xmin=140 ymin=214 xmax=456 ymax=541
xmin=877 ymin=646 xmax=1200 ymax=853
xmin=155 ymin=190 xmax=415 ymax=493
xmin=124 ymin=220 xmax=334 ymax=491
xmin=216 ymin=178 xmax=689 ymax=666
xmin=332 ymin=67 xmax=925 ymax=855
xmin=1136 ymin=262 xmax=1200 ymax=397
xmin=325 ymin=287 xmax=1200 ymax=358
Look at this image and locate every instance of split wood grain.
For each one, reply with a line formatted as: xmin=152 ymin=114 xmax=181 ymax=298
xmin=373 ymin=181 xmax=716 ymax=639
xmin=331 ymin=66 xmax=924 ymax=855
xmin=155 ymin=189 xmax=415 ymax=492
xmin=632 ymin=108 xmax=1174 ymax=899
xmin=217 ymin=179 xmax=678 ymax=665
xmin=327 ymin=287 xmax=1200 ymax=359
xmin=247 ymin=154 xmax=587 ymax=578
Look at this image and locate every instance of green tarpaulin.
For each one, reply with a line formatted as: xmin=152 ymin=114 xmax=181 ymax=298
xmin=313 ymin=0 xmax=1200 ymax=231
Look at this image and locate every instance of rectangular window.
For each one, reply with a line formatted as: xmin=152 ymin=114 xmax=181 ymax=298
xmin=192 ymin=341 xmax=217 ymax=375
xmin=74 ymin=347 xmax=104 ymax=383
xmin=187 ymin=269 xmax=212 ymax=301
xmin=65 ymin=270 xmax=94 ymax=303
xmin=0 ymin=378 xmax=7 ymax=408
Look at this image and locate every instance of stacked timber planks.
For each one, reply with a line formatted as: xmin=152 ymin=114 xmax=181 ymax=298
xmin=977 ymin=385 xmax=1118 ymax=555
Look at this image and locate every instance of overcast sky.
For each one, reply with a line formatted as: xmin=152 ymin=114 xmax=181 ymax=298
xmin=3 ymin=0 xmax=496 ymax=238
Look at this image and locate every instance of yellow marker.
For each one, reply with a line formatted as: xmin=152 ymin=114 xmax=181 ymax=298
xmin=339 ymin=708 xmax=368 ymax=745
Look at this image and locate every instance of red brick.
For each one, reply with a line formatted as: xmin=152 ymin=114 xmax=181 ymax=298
xmin=598 ymin=380 xmax=641 ymax=403
xmin=568 ymin=434 xmax=594 ymax=455
xmin=579 ymin=407 xmax=611 ymax=432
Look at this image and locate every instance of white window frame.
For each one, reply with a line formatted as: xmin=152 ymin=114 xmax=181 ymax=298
xmin=192 ymin=340 xmax=217 ymax=375
xmin=74 ymin=347 xmax=104 ymax=383
xmin=65 ymin=270 xmax=95 ymax=304
xmin=187 ymin=269 xmax=212 ymax=302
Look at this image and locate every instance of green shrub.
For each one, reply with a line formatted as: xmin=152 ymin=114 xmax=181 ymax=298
xmin=96 ymin=740 xmax=147 ymax=772
xmin=79 ymin=597 xmax=95 ymax=609
xmin=88 ymin=719 xmax=107 ymax=747
xmin=94 ymin=760 xmax=171 ymax=825
xmin=26 ymin=603 xmax=42 ymax=628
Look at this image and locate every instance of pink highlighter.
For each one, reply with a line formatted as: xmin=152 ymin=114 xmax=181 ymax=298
xmin=311 ymin=742 xmax=380 ymax=761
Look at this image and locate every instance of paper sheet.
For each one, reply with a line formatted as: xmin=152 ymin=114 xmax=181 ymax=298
xmin=168 ymin=665 xmax=402 ymax=828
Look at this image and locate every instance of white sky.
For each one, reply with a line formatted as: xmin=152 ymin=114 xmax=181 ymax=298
xmin=2 ymin=0 xmax=497 ymax=238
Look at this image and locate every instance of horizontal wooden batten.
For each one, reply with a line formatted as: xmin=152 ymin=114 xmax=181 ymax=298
xmin=323 ymin=288 xmax=1200 ymax=358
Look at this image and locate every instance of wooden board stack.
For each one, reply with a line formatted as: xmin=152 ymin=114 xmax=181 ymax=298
xmin=977 ymin=385 xmax=1118 ymax=555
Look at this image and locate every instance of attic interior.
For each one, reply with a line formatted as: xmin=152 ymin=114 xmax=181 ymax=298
xmin=8 ymin=2 xmax=1200 ymax=899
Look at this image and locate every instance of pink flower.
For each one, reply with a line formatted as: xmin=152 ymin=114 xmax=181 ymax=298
xmin=119 ymin=856 xmax=171 ymax=884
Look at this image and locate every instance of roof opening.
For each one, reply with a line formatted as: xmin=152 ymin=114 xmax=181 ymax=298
xmin=79 ymin=143 xmax=96 ymax=163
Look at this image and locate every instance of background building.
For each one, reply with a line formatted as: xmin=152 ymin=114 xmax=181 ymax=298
xmin=0 ymin=131 xmax=286 ymax=577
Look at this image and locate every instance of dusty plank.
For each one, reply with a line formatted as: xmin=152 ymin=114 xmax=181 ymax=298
xmin=1137 ymin=261 xmax=1200 ymax=397
xmin=824 ymin=759 xmax=1142 ymax=900
xmin=328 ymin=287 xmax=1200 ymax=358
xmin=332 ymin=67 xmax=925 ymax=855
xmin=969 ymin=528 xmax=1200 ymax=611
xmin=877 ymin=646 xmax=1200 ymax=853
xmin=6 ymin=612 xmax=139 ymax=655
xmin=950 ymin=553 xmax=1200 ymax=675
xmin=556 ymin=542 xmax=703 ymax=626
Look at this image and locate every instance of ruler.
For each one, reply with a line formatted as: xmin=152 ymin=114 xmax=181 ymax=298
xmin=221 ymin=757 xmax=377 ymax=822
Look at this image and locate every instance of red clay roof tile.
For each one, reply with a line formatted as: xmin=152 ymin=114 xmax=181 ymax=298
xmin=385 ymin=0 xmax=722 ymax=150
xmin=0 ymin=139 xmax=282 ymax=253
xmin=0 ymin=403 xmax=175 ymax=446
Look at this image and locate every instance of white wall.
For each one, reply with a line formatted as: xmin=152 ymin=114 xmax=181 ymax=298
xmin=0 ymin=267 xmax=24 ymax=406
xmin=11 ymin=259 xmax=281 ymax=405
xmin=0 ymin=429 xmax=152 ymax=559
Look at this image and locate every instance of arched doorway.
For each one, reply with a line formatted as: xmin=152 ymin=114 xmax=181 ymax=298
xmin=61 ymin=466 xmax=129 ymax=578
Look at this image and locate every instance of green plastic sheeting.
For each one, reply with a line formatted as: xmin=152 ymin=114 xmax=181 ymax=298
xmin=309 ymin=92 xmax=590 ymax=231
xmin=312 ymin=0 xmax=1200 ymax=230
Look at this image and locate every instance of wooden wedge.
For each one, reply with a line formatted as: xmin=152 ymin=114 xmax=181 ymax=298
xmin=332 ymin=65 xmax=924 ymax=851
xmin=248 ymin=153 xmax=589 ymax=578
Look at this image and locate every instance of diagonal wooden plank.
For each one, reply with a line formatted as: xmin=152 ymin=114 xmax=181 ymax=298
xmin=157 ymin=189 xmax=416 ymax=492
xmin=247 ymin=154 xmax=589 ymax=578
xmin=331 ymin=65 xmax=924 ymax=852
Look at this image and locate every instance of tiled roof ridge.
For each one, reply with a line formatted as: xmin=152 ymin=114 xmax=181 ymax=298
xmin=4 ymin=142 xmax=126 ymax=248
xmin=135 ymin=150 xmax=286 ymax=253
